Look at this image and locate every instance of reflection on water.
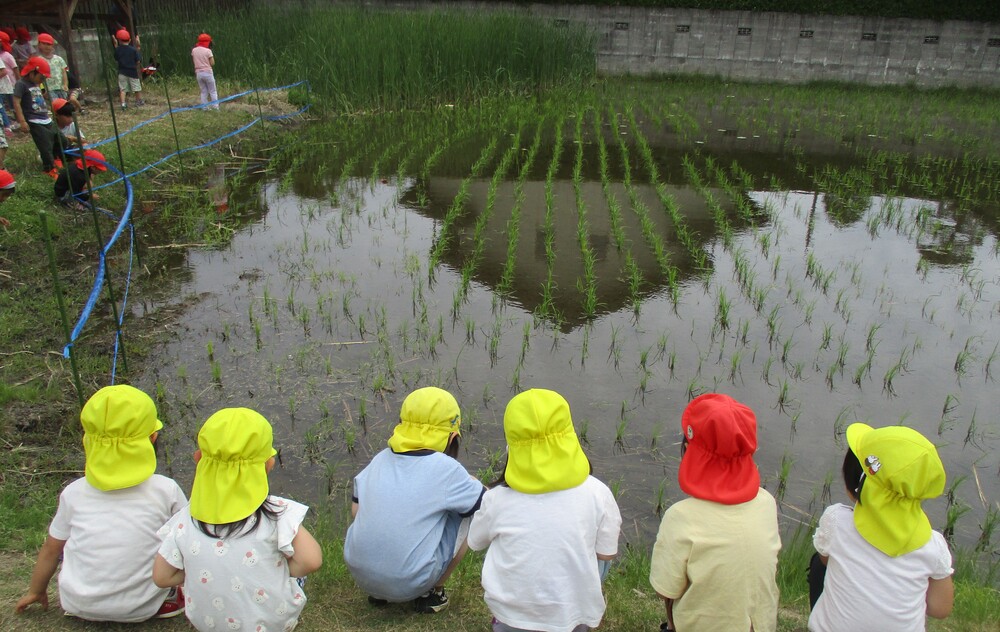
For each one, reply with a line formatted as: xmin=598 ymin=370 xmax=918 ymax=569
xmin=139 ymin=108 xmax=1000 ymax=552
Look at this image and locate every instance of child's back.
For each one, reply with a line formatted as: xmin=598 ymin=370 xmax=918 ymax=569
xmin=344 ymin=387 xmax=485 ymax=608
xmin=53 ymin=473 xmax=186 ymax=620
xmin=808 ymin=423 xmax=953 ymax=632
xmin=16 ymin=385 xmax=187 ymax=622
xmin=468 ymin=389 xmax=621 ymax=632
xmin=155 ymin=408 xmax=321 ymax=632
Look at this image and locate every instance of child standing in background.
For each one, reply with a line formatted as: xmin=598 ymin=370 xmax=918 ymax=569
xmin=0 ymin=32 xmax=16 ymax=133
xmin=12 ymin=27 xmax=34 ymax=66
xmin=468 ymin=388 xmax=622 ymax=632
xmin=0 ymin=169 xmax=16 ymax=228
xmin=13 ymin=56 xmax=60 ymax=176
xmin=344 ymin=386 xmax=486 ymax=613
xmin=649 ymin=393 xmax=781 ymax=632
xmin=808 ymin=423 xmax=953 ymax=631
xmin=15 ymin=385 xmax=188 ymax=621
xmin=154 ymin=408 xmax=323 ymax=632
xmin=191 ymin=33 xmax=218 ymax=109
xmin=35 ymin=33 xmax=68 ymax=99
xmin=113 ymin=29 xmax=142 ymax=109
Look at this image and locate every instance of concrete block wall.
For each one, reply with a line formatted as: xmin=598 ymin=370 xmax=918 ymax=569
xmin=526 ymin=5 xmax=1000 ymax=88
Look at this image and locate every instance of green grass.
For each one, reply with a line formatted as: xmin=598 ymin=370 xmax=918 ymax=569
xmin=145 ymin=5 xmax=596 ymax=110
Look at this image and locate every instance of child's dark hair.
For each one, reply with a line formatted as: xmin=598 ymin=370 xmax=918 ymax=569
xmin=194 ymin=497 xmax=285 ymax=539
xmin=843 ymin=448 xmax=865 ymax=504
xmin=488 ymin=454 xmax=593 ymax=488
xmin=443 ymin=434 xmax=460 ymax=459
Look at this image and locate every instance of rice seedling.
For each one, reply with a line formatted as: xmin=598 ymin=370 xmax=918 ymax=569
xmin=977 ymin=504 xmax=999 ymax=552
xmin=776 ymin=451 xmax=794 ymax=502
xmin=954 ymin=336 xmax=977 ymax=380
xmin=943 ymin=476 xmax=970 ymax=545
xmin=939 ymin=393 xmax=961 ymax=435
xmin=206 ymin=341 xmax=215 ymax=362
xmin=655 ymin=478 xmax=668 ymax=516
xmin=211 ymin=360 xmax=222 ymax=386
xmin=715 ymin=289 xmax=731 ymax=331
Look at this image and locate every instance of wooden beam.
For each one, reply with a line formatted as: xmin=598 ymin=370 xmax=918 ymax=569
xmin=59 ymin=0 xmax=80 ymax=81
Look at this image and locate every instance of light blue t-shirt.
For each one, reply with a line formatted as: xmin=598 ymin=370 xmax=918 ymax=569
xmin=344 ymin=448 xmax=485 ymax=601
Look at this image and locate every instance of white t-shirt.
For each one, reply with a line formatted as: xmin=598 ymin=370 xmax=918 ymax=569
xmin=60 ymin=121 xmax=83 ymax=140
xmin=809 ymin=503 xmax=953 ymax=632
xmin=49 ymin=474 xmax=187 ymax=622
xmin=468 ymin=476 xmax=622 ymax=632
xmin=157 ymin=496 xmax=309 ymax=632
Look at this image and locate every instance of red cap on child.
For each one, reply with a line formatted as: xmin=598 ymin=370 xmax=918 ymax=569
xmin=52 ymin=98 xmax=69 ymax=113
xmin=198 ymin=33 xmax=212 ymax=43
xmin=0 ymin=170 xmax=15 ymax=190
xmin=76 ymin=150 xmax=108 ymax=173
xmin=37 ymin=33 xmax=55 ymax=45
xmin=678 ymin=393 xmax=761 ymax=505
xmin=20 ymin=56 xmax=51 ymax=78
xmin=116 ymin=29 xmax=130 ymax=42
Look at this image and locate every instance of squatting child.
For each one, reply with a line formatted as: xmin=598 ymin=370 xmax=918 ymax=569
xmin=15 ymin=385 xmax=188 ymax=621
xmin=808 ymin=423 xmax=953 ymax=631
xmin=153 ymin=407 xmax=323 ymax=632
xmin=468 ymin=388 xmax=622 ymax=632
xmin=344 ymin=386 xmax=486 ymax=613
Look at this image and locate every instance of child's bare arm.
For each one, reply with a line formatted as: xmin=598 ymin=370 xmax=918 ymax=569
xmin=286 ymin=525 xmax=322 ymax=577
xmin=15 ymin=535 xmax=66 ymax=613
xmin=926 ymin=576 xmax=954 ymax=619
xmin=12 ymin=96 xmax=26 ymax=130
xmin=152 ymin=553 xmax=185 ymax=588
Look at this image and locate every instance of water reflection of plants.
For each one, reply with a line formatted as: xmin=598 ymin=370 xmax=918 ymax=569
xmin=148 ymin=80 xmax=1000 ymax=566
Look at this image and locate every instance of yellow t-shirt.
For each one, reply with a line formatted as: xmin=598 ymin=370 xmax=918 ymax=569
xmin=649 ymin=488 xmax=781 ymax=632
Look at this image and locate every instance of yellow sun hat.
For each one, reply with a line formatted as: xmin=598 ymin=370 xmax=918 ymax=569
xmin=387 ymin=387 xmax=461 ymax=453
xmin=81 ymin=385 xmax=163 ymax=491
xmin=190 ymin=408 xmax=277 ymax=525
xmin=503 ymin=389 xmax=589 ymax=494
xmin=846 ymin=423 xmax=946 ymax=557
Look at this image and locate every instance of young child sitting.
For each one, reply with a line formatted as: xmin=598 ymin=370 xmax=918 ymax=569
xmin=153 ymin=407 xmax=323 ymax=632
xmin=52 ymin=97 xmax=83 ymax=146
xmin=344 ymin=386 xmax=486 ymax=613
xmin=649 ymin=393 xmax=781 ymax=632
xmin=55 ymin=148 xmax=106 ymax=207
xmin=0 ymin=168 xmax=15 ymax=228
xmin=15 ymin=385 xmax=188 ymax=621
xmin=808 ymin=423 xmax=953 ymax=631
xmin=468 ymin=388 xmax=622 ymax=632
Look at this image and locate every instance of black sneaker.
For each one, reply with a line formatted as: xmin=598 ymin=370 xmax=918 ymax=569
xmin=413 ymin=587 xmax=448 ymax=613
xmin=367 ymin=595 xmax=388 ymax=607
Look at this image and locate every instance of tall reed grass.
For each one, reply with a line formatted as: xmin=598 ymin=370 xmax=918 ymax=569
xmin=146 ymin=5 xmax=596 ymax=108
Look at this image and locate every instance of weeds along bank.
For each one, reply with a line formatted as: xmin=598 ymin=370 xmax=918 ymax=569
xmin=145 ymin=5 xmax=595 ymax=110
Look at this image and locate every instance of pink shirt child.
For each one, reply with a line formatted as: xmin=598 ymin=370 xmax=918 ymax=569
xmin=191 ymin=45 xmax=213 ymax=75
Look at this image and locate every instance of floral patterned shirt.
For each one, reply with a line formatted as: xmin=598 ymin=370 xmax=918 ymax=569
xmin=158 ymin=496 xmax=309 ymax=632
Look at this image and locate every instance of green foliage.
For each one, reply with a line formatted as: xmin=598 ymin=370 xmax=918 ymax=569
xmin=145 ymin=6 xmax=596 ymax=110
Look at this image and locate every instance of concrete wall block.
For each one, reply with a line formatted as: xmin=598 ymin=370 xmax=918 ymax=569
xmin=547 ymin=5 xmax=1000 ymax=88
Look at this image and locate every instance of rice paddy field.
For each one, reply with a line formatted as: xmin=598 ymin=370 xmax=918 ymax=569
xmin=129 ymin=75 xmax=1000 ymax=560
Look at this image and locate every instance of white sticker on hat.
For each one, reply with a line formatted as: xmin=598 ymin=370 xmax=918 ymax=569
xmin=865 ymin=455 xmax=881 ymax=475
xmin=687 ymin=426 xmax=694 ymax=440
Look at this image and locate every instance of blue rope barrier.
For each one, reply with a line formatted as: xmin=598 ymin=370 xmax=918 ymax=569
xmin=61 ymin=80 xmax=311 ymax=381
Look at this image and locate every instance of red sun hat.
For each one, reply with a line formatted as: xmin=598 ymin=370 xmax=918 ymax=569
xmin=0 ymin=170 xmax=15 ymax=190
xmin=20 ymin=56 xmax=51 ymax=78
xmin=198 ymin=33 xmax=212 ymax=43
xmin=15 ymin=27 xmax=30 ymax=42
xmin=76 ymin=149 xmax=108 ymax=172
xmin=37 ymin=33 xmax=55 ymax=45
xmin=52 ymin=97 xmax=69 ymax=112
xmin=0 ymin=31 xmax=8 ymax=43
xmin=116 ymin=29 xmax=130 ymax=42
xmin=678 ymin=393 xmax=761 ymax=505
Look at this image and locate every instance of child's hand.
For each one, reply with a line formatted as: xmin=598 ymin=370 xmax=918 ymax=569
xmin=14 ymin=590 xmax=48 ymax=613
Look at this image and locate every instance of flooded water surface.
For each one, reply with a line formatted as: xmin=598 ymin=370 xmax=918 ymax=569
xmin=140 ymin=84 xmax=1000 ymax=548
